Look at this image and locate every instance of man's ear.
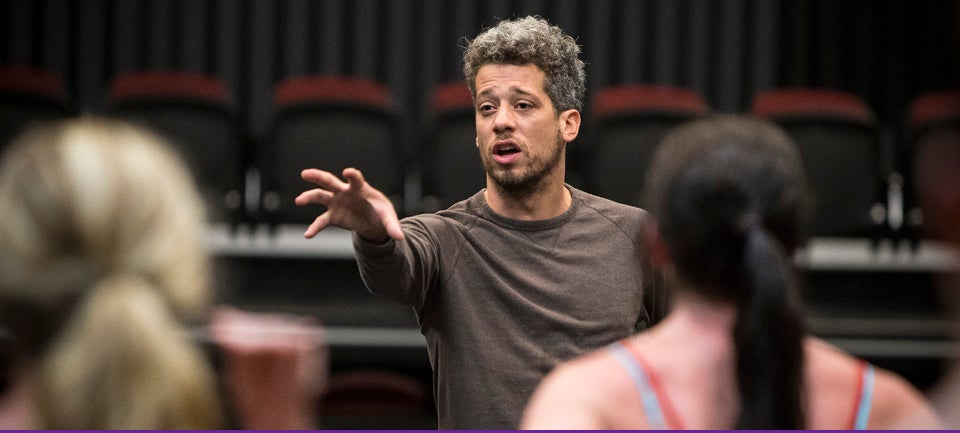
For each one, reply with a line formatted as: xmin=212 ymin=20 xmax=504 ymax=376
xmin=644 ymin=219 xmax=671 ymax=267
xmin=558 ymin=109 xmax=580 ymax=143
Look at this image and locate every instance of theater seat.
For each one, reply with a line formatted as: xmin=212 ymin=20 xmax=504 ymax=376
xmin=261 ymin=76 xmax=405 ymax=228
xmin=752 ymin=88 xmax=886 ymax=240
xmin=906 ymin=90 xmax=960 ymax=245
xmin=319 ymin=370 xmax=431 ymax=429
xmin=581 ymin=84 xmax=710 ymax=206
xmin=0 ymin=65 xmax=75 ymax=151
xmin=421 ymin=81 xmax=483 ymax=212
xmin=107 ymin=71 xmax=246 ymax=225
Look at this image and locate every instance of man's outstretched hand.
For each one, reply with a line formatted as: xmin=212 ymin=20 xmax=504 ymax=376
xmin=295 ymin=167 xmax=404 ymax=243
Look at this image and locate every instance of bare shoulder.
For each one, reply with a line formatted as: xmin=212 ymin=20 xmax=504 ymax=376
xmin=520 ymin=348 xmax=641 ymax=429
xmin=869 ymin=366 xmax=944 ymax=429
xmin=805 ymin=338 xmax=943 ymax=429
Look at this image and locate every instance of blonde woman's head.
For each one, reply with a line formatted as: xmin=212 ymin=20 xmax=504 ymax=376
xmin=0 ymin=118 xmax=222 ymax=428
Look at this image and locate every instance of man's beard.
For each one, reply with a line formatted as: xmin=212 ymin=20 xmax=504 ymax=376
xmin=483 ymin=130 xmax=565 ymax=200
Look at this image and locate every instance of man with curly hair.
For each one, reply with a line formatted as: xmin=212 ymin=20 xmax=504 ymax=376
xmin=296 ymin=16 xmax=664 ymax=428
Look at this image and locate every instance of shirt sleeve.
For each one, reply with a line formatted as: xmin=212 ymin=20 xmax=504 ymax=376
xmin=352 ymin=218 xmax=441 ymax=312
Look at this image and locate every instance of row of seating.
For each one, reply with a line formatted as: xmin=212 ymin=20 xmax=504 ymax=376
xmin=577 ymin=84 xmax=958 ymax=247
xmin=1 ymin=66 xmax=957 ymax=242
xmin=582 ymin=86 xmax=892 ymax=240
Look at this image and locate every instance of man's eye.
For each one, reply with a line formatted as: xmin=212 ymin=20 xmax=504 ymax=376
xmin=516 ymin=102 xmax=531 ymax=109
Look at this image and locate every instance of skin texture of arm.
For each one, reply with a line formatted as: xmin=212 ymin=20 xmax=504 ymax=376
xmin=209 ymin=306 xmax=328 ymax=430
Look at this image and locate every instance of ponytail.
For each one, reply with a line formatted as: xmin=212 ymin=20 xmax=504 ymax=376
xmin=36 ymin=274 xmax=223 ymax=429
xmin=645 ymin=115 xmax=814 ymax=428
xmin=733 ymin=224 xmax=806 ymax=429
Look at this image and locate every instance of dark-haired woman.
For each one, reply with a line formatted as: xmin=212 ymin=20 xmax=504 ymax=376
xmin=521 ymin=115 xmax=942 ymax=429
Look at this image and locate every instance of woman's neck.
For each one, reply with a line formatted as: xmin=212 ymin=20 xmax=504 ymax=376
xmin=672 ymin=294 xmax=738 ymax=331
xmin=642 ymin=293 xmax=738 ymax=354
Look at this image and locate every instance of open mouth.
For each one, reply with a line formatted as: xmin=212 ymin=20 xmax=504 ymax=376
xmin=492 ymin=142 xmax=522 ymax=164
xmin=494 ymin=144 xmax=520 ymax=156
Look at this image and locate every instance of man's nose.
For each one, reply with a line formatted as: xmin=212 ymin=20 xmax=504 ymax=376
xmin=493 ymin=106 xmax=516 ymax=133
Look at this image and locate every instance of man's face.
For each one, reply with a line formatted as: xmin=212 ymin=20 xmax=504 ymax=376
xmin=473 ymin=64 xmax=574 ymax=195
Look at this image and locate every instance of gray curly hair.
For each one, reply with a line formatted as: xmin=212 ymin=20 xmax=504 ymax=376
xmin=462 ymin=16 xmax=586 ymax=113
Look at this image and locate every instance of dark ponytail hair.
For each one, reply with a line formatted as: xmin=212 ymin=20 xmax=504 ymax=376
xmin=733 ymin=224 xmax=806 ymax=428
xmin=644 ymin=115 xmax=813 ymax=429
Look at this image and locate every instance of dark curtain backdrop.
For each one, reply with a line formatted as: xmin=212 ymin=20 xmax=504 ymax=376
xmin=1 ymin=0 xmax=957 ymax=142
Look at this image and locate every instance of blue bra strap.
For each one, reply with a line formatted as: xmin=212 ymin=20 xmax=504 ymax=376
xmin=609 ymin=341 xmax=666 ymax=429
xmin=854 ymin=363 xmax=875 ymax=430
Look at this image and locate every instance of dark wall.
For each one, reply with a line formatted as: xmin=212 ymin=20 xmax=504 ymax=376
xmin=1 ymin=0 xmax=957 ymax=138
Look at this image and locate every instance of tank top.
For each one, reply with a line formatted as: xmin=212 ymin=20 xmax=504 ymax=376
xmin=609 ymin=341 xmax=876 ymax=429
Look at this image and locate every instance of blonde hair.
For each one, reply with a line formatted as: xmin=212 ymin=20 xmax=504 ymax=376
xmin=0 ymin=118 xmax=223 ymax=428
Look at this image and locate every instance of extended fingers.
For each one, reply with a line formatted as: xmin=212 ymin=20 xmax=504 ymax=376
xmin=304 ymin=213 xmax=331 ymax=239
xmin=294 ymin=188 xmax=334 ymax=206
xmin=342 ymin=168 xmax=403 ymax=241
xmin=301 ymin=168 xmax=349 ymax=191
xmin=341 ymin=167 xmax=367 ymax=192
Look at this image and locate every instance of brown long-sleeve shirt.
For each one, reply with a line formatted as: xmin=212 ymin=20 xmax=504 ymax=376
xmin=353 ymin=186 xmax=665 ymax=429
